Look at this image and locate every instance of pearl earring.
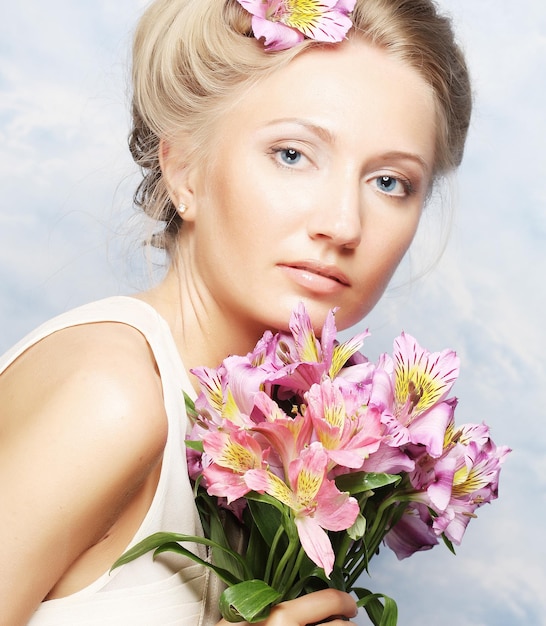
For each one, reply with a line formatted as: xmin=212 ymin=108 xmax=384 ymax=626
xmin=178 ymin=202 xmax=188 ymax=216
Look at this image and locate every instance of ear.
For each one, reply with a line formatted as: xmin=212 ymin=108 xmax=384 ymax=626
xmin=159 ymin=137 xmax=197 ymax=221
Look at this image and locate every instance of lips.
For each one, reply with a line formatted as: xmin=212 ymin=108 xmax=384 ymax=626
xmin=281 ymin=260 xmax=351 ymax=286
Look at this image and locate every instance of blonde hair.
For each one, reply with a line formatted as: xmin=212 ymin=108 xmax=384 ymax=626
xmin=130 ymin=0 xmax=471 ymax=251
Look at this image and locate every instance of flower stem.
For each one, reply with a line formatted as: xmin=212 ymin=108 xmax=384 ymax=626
xmin=280 ymin=546 xmax=306 ymax=597
xmin=272 ymin=533 xmax=298 ymax=591
xmin=345 ymin=493 xmax=417 ymax=589
xmin=334 ymin=531 xmax=353 ymax=571
xmin=265 ymin=525 xmax=286 ymax=585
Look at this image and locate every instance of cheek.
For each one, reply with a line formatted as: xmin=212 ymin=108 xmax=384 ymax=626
xmin=388 ymin=222 xmax=419 ymax=265
xmin=368 ymin=209 xmax=420 ymax=266
xmin=340 ymin=214 xmax=420 ymax=325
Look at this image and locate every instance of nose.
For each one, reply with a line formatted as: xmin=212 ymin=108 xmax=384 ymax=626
xmin=307 ymin=174 xmax=362 ymax=249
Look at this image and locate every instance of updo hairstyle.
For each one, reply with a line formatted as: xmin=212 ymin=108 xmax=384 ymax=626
xmin=130 ymin=0 xmax=472 ymax=252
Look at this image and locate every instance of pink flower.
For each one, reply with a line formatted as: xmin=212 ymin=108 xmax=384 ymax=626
xmin=269 ymin=303 xmax=369 ymax=393
xmin=386 ymin=419 xmax=511 ymax=557
xmin=191 ymin=332 xmax=281 ymax=427
xmin=245 ymin=442 xmax=359 ymax=576
xmin=191 ymin=363 xmax=251 ymax=430
xmin=236 ymin=0 xmax=356 ymax=52
xmin=392 ymin=332 xmax=459 ymax=414
xmin=202 ymin=426 xmax=269 ymax=503
xmin=431 ymin=422 xmax=511 ymax=544
xmin=305 ymin=377 xmax=383 ymax=470
xmin=370 ymin=334 xmax=459 ymax=457
xmin=251 ymin=391 xmax=314 ymax=477
xmin=181 ymin=303 xmax=509 ymax=597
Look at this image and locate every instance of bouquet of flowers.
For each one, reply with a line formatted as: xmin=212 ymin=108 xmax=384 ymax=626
xmin=115 ymin=304 xmax=509 ymax=625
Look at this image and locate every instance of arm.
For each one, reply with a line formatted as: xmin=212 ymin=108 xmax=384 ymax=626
xmin=0 ymin=322 xmax=167 ymax=626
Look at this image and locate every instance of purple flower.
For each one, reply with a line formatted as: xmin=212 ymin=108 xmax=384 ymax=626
xmin=236 ymin=0 xmax=356 ymax=51
xmin=384 ymin=502 xmax=438 ymax=559
xmin=431 ymin=422 xmax=511 ymax=544
xmin=385 ymin=418 xmax=511 ymax=558
xmin=370 ymin=334 xmax=460 ymax=458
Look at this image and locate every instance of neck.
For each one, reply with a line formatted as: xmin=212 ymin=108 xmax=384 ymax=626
xmin=135 ymin=268 xmax=267 ymax=389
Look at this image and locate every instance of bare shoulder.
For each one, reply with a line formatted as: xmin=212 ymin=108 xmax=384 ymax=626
xmin=0 ymin=321 xmax=170 ymax=621
xmin=1 ymin=320 xmax=167 ymax=452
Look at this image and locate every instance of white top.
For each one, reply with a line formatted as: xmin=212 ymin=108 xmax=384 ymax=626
xmin=1 ymin=297 xmax=222 ymax=626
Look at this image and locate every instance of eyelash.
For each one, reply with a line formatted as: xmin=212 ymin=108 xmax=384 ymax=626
xmin=268 ymin=147 xmax=417 ymax=197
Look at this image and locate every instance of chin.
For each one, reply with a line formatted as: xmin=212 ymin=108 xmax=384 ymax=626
xmin=271 ymin=296 xmax=371 ymax=336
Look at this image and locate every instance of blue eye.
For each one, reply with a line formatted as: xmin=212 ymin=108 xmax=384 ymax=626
xmin=377 ymin=176 xmax=398 ymax=192
xmin=375 ymin=175 xmax=411 ymax=196
xmin=279 ymin=148 xmax=302 ymax=165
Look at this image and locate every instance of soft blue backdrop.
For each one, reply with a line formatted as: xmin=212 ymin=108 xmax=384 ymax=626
xmin=1 ymin=2 xmax=544 ymax=625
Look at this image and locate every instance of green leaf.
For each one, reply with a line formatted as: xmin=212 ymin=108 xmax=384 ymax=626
xmin=441 ymin=532 xmax=457 ymax=555
xmin=246 ymin=491 xmax=289 ymax=517
xmin=347 ymin=512 xmax=367 ymax=541
xmin=152 ymin=542 xmax=240 ymax=587
xmin=354 ymin=588 xmax=398 ymax=626
xmin=185 ymin=439 xmax=204 ymax=453
xmin=183 ymin=391 xmax=199 ymax=422
xmin=207 ymin=508 xmax=247 ymax=579
xmin=247 ymin=497 xmax=286 ymax=547
xmin=219 ymin=580 xmax=282 ymax=623
xmin=111 ymin=531 xmax=249 ymax=584
xmin=245 ymin=520 xmax=269 ymax=579
xmin=335 ymin=472 xmax=401 ymax=495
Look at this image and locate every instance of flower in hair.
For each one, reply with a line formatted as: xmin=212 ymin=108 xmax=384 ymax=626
xmin=236 ymin=0 xmax=356 ymax=52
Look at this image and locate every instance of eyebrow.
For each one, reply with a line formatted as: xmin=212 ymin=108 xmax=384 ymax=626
xmin=376 ymin=150 xmax=431 ymax=174
xmin=262 ymin=119 xmax=432 ymax=173
xmin=262 ymin=118 xmax=335 ymax=144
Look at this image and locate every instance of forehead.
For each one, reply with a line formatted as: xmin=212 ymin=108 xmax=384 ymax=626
xmin=210 ymin=38 xmax=437 ymax=165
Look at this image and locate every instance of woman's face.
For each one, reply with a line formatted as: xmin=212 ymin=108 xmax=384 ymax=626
xmin=173 ymin=38 xmax=436 ymax=335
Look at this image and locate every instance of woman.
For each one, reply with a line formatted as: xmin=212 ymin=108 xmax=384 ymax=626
xmin=0 ymin=0 xmax=471 ymax=624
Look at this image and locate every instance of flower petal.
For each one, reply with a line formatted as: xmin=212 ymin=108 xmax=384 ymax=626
xmin=384 ymin=503 xmax=438 ymax=560
xmin=299 ymin=10 xmax=354 ymax=43
xmin=393 ymin=332 xmax=459 ymax=418
xmin=204 ymin=464 xmax=252 ymax=503
xmin=362 ymin=440 xmax=415 ymax=474
xmin=409 ymin=400 xmax=454 ymax=458
xmin=235 ymin=0 xmax=268 ymax=18
xmin=295 ymin=515 xmax=335 ymax=577
xmin=289 ymin=301 xmax=322 ymax=362
xmin=314 ymin=480 xmax=359 ymax=532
